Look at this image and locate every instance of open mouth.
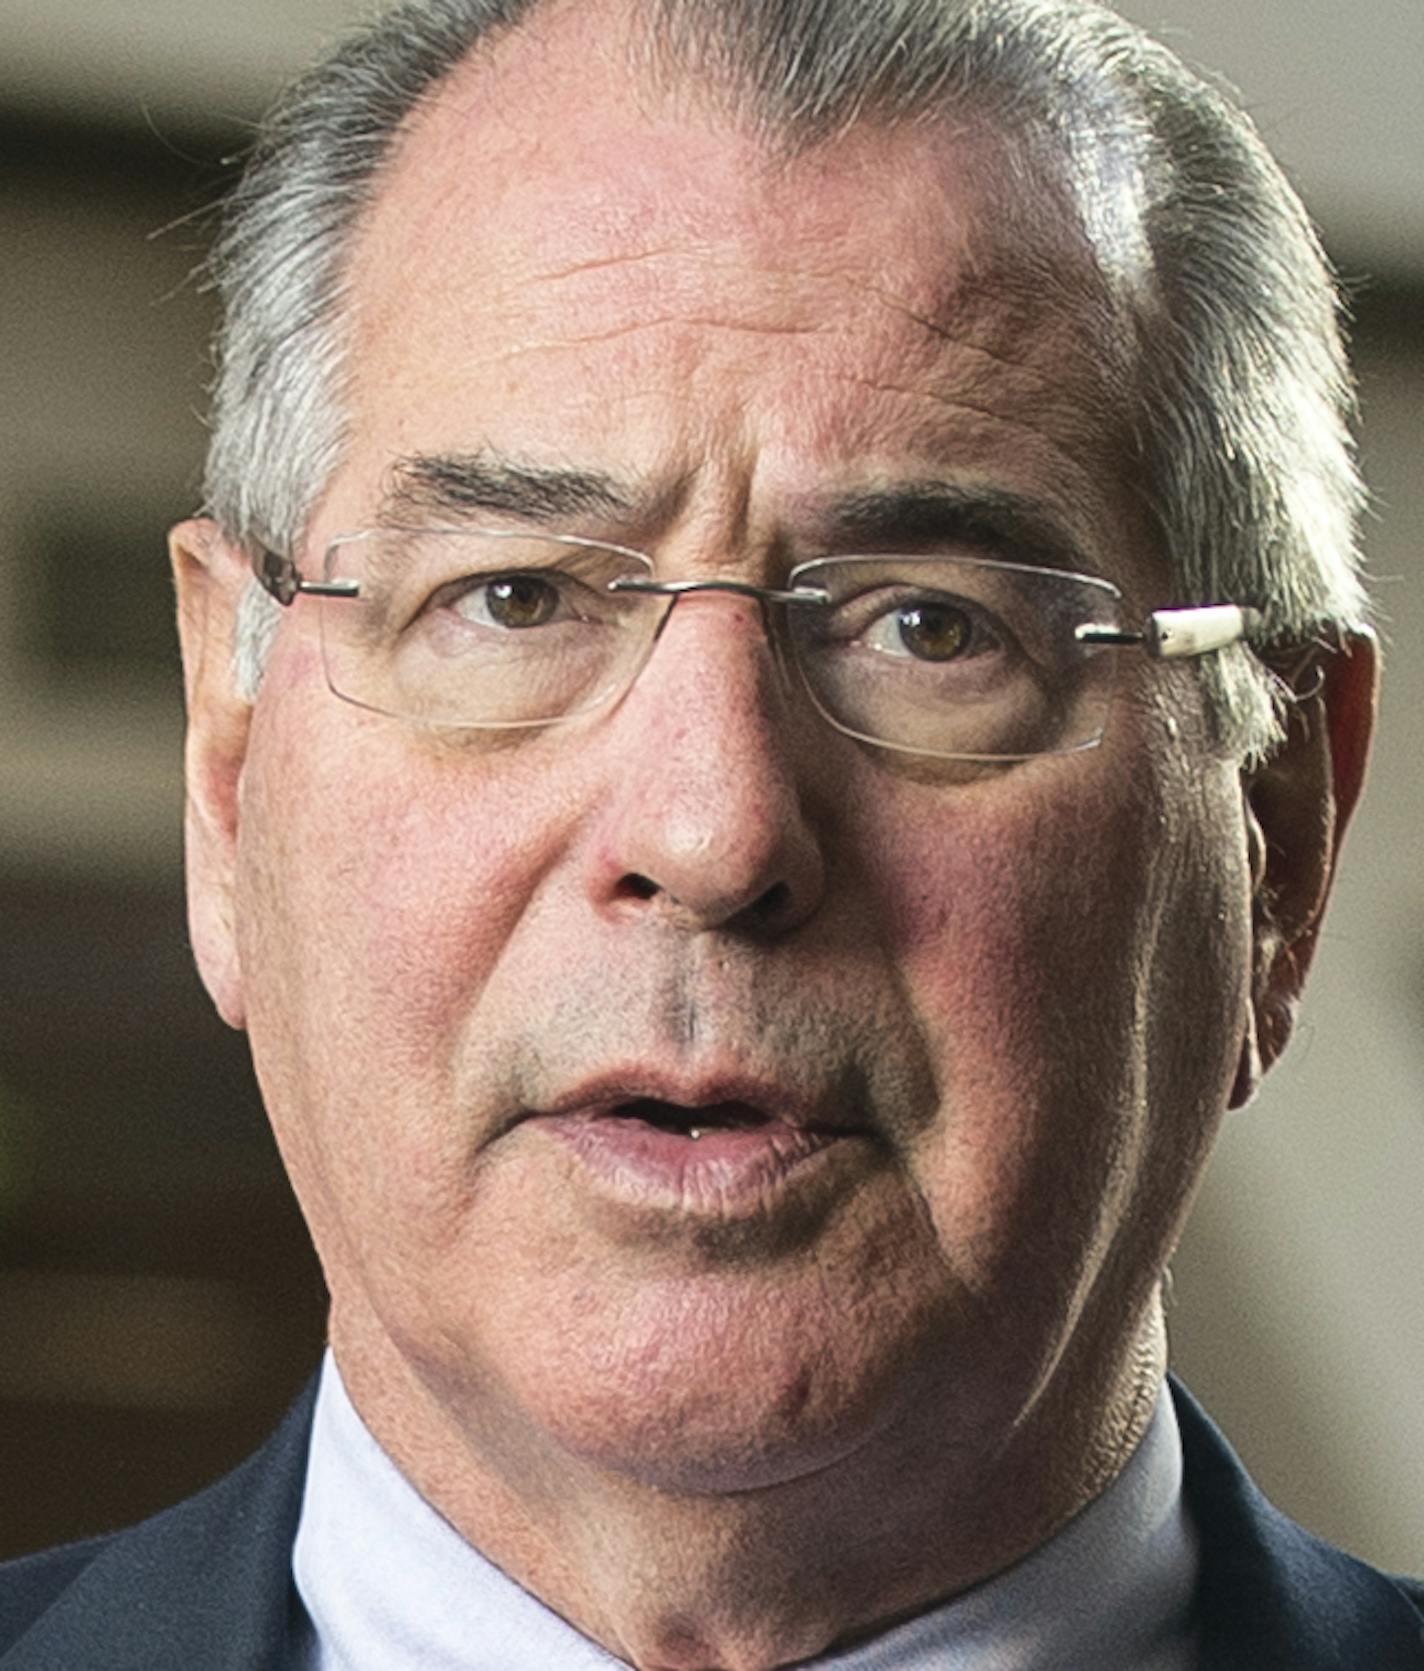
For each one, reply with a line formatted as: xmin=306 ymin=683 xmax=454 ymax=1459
xmin=528 ymin=1087 xmax=865 ymax=1215
xmin=605 ymin=1098 xmax=774 ymax=1140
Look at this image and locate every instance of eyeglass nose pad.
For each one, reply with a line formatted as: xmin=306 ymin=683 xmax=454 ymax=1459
xmin=610 ymin=576 xmax=826 ymax=708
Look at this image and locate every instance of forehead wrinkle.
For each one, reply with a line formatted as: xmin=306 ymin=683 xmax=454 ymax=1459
xmin=365 ymin=9 xmax=1110 ymax=329
xmin=513 ymin=241 xmax=709 ymax=285
xmin=341 ymin=38 xmax=1136 ymax=557
xmin=512 ymin=246 xmax=914 ymax=320
xmin=534 ymin=234 xmax=1053 ymax=328
xmin=847 ymin=364 xmax=1117 ymax=450
xmin=487 ymin=256 xmax=1058 ymax=384
xmin=493 ymin=314 xmax=828 ymax=362
xmin=499 ymin=246 xmax=1110 ymax=395
xmin=836 ymin=376 xmax=1095 ymax=444
xmin=357 ymin=80 xmax=1113 ymax=409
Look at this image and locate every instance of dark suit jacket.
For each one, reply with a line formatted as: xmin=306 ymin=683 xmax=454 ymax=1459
xmin=1 ymin=1380 xmax=1420 ymax=1668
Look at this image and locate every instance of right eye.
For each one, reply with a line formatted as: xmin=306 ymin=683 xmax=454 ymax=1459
xmin=440 ymin=570 xmax=570 ymax=630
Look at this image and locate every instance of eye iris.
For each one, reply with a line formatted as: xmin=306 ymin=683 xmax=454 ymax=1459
xmin=898 ymin=602 xmax=969 ymax=661
xmin=488 ymin=575 xmax=557 ymax=629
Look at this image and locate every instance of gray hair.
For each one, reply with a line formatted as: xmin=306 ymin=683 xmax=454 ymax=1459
xmin=206 ymin=0 xmax=1369 ymax=761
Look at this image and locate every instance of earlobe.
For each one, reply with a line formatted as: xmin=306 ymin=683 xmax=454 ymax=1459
xmin=1229 ymin=630 xmax=1378 ymax=1109
xmin=170 ymin=517 xmax=256 ymax=1030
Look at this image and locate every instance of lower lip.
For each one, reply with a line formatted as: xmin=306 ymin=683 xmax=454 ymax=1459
xmin=524 ymin=1112 xmax=860 ymax=1218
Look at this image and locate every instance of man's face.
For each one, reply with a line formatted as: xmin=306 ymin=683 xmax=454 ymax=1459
xmin=202 ymin=20 xmax=1257 ymax=1498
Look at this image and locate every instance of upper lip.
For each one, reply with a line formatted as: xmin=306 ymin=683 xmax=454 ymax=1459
xmin=527 ymin=1068 xmax=868 ymax=1135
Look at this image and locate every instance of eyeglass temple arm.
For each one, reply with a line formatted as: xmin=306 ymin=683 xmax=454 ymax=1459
xmin=254 ymin=559 xmax=826 ymax=610
xmin=616 ymin=580 xmax=1259 ymax=657
xmin=254 ymin=549 xmax=360 ymax=606
xmin=254 ymin=549 xmax=1258 ymax=664
xmin=1078 ymin=604 xmax=1260 ymax=660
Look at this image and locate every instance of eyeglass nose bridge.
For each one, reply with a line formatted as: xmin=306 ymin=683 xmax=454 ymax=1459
xmin=607 ymin=576 xmax=831 ymax=607
xmin=605 ymin=575 xmax=834 ymax=717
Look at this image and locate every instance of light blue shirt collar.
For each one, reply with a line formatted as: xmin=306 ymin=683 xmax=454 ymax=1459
xmin=293 ymin=1351 xmax=1199 ymax=1670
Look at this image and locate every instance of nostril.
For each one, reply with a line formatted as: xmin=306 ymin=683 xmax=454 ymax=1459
xmin=755 ymin=880 xmax=792 ymax=921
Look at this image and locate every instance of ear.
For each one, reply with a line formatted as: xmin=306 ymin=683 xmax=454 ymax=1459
xmin=170 ymin=517 xmax=256 ymax=1030
xmin=1230 ymin=630 xmax=1378 ymax=1108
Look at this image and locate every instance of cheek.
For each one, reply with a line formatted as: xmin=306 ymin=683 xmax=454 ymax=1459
xmin=246 ymin=721 xmax=566 ymax=1033
xmin=866 ymin=768 xmax=1153 ymax=1071
xmin=852 ymin=753 xmax=1240 ymax=1281
xmin=234 ymin=688 xmax=581 ymax=1233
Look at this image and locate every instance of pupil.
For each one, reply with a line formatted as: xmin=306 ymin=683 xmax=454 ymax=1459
xmin=488 ymin=575 xmax=556 ymax=628
xmin=898 ymin=602 xmax=969 ymax=661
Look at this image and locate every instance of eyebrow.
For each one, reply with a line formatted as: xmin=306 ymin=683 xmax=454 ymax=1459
xmin=813 ymin=482 xmax=1093 ymax=575
xmin=376 ymin=458 xmax=1094 ymax=576
xmin=379 ymin=451 xmax=637 ymax=526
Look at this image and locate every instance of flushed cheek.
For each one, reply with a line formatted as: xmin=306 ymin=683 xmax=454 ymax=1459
xmin=289 ymin=734 xmax=567 ymax=1010
xmin=855 ymin=770 xmax=1173 ymax=1281
xmin=238 ymin=708 xmax=579 ymax=1226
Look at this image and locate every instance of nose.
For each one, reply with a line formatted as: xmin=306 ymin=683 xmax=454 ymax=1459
xmin=584 ymin=594 xmax=827 ymax=936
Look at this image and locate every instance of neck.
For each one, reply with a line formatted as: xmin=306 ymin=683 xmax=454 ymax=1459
xmin=329 ymin=1309 xmax=1166 ymax=1671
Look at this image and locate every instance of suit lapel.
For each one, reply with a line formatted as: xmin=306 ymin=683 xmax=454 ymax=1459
xmin=1174 ymin=1379 xmax=1424 ymax=1669
xmin=7 ymin=1375 xmax=1420 ymax=1668
xmin=1 ymin=1380 xmax=317 ymax=1671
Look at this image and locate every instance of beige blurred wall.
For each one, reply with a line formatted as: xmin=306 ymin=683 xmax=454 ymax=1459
xmin=2 ymin=0 xmax=1420 ymax=1573
xmin=1168 ymin=319 xmax=1424 ymax=1573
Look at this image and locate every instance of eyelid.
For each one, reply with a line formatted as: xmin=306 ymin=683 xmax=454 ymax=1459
xmin=813 ymin=579 xmax=989 ymax=632
xmin=437 ymin=565 xmax=565 ymax=605
xmin=864 ymin=599 xmax=997 ymax=660
xmin=433 ymin=564 xmax=621 ymax=632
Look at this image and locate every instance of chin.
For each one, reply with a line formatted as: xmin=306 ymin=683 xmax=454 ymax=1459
xmin=453 ymin=1269 xmax=972 ymax=1498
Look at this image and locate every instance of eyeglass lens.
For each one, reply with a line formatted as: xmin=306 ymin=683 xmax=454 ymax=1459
xmin=315 ymin=530 xmax=1124 ymax=760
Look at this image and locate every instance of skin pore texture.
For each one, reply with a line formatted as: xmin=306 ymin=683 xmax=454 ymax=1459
xmin=172 ymin=6 xmax=1374 ymax=1669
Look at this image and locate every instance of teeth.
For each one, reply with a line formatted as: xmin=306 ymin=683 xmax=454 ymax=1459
xmin=611 ymin=1099 xmax=782 ymax=1139
xmin=616 ymin=1099 xmax=762 ymax=1139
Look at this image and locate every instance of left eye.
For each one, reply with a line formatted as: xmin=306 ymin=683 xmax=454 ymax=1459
xmin=480 ymin=574 xmax=560 ymax=629
xmin=857 ymin=596 xmax=995 ymax=662
xmin=882 ymin=600 xmax=973 ymax=661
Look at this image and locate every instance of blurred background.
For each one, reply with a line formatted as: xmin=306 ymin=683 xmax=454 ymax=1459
xmin=1 ymin=0 xmax=1420 ymax=1571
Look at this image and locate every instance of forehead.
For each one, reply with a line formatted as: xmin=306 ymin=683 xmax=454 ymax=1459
xmin=336 ymin=3 xmax=1141 ymax=578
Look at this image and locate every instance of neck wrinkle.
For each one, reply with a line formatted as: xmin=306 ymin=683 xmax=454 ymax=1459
xmin=302 ymin=1304 xmax=1179 ymax=1670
